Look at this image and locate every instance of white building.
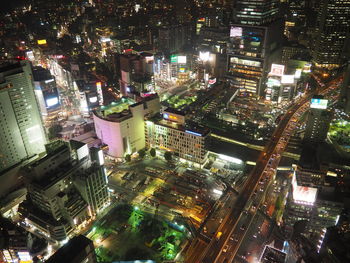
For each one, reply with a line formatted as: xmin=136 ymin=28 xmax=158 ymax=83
xmin=0 ymin=61 xmax=47 ymax=173
xmin=93 ymin=95 xmax=160 ymax=158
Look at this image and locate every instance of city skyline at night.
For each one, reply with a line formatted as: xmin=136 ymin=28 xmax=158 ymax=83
xmin=0 ymin=1 xmax=350 ymax=263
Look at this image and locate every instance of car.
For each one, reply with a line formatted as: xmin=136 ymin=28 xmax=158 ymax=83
xmin=222 ymin=245 xmax=229 ymax=253
xmin=240 ymin=225 xmax=246 ymax=231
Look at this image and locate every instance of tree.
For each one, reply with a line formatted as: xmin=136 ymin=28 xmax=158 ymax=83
xmin=164 ymin=151 xmax=172 ymax=162
xmin=138 ymin=149 xmax=146 ymax=159
xmin=150 ymin=148 xmax=156 ymax=157
xmin=125 ymin=154 xmax=131 ymax=162
xmin=48 ymin=124 xmax=63 ymax=140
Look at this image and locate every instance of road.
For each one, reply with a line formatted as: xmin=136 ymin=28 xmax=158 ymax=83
xmin=185 ymin=75 xmax=342 ymax=263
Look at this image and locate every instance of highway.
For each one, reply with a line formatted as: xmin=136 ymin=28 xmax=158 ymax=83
xmin=185 ymin=75 xmax=342 ymax=263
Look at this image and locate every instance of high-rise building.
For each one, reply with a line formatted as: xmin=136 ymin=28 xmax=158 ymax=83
xmin=228 ymin=0 xmax=283 ymax=95
xmin=227 ymin=21 xmax=283 ymax=95
xmin=304 ymin=96 xmax=332 ymax=143
xmin=234 ymin=0 xmax=280 ymax=26
xmin=46 ymin=235 xmax=97 ymax=263
xmin=157 ymin=24 xmax=191 ymax=54
xmin=283 ymin=146 xmax=343 ymax=247
xmin=312 ymin=0 xmax=350 ymax=68
xmin=0 ymin=61 xmax=47 ymax=174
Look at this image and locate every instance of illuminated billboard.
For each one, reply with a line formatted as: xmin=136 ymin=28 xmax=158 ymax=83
xmin=170 ymin=55 xmax=178 ymax=63
xmin=230 ymin=27 xmax=243 ymax=37
xmin=199 ymin=51 xmax=210 ymax=62
xmin=270 ymin=64 xmax=285 ymax=77
xmin=292 ymin=173 xmax=317 ymax=205
xmin=310 ymin=98 xmax=328 ymax=109
xmin=89 ymin=96 xmax=98 ymax=103
xmin=46 ymin=97 xmax=59 ymax=108
xmin=208 ymin=78 xmax=216 ymax=85
xmin=267 ymin=78 xmax=281 ymax=87
xmin=178 ymin=56 xmax=187 ymax=64
xmin=281 ymin=75 xmax=295 ymax=84
xmin=37 ymin=39 xmax=47 ymax=45
xmin=96 ymin=82 xmax=104 ymax=106
xmin=25 ymin=51 xmax=35 ymax=61
xmin=294 ymin=69 xmax=302 ymax=79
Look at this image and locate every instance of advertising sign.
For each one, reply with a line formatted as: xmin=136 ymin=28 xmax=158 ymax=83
xmin=270 ymin=64 xmax=285 ymax=77
xmin=310 ymin=98 xmax=328 ymax=109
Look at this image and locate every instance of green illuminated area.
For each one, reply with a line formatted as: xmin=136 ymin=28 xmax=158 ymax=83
xmin=167 ymin=94 xmax=197 ymax=109
xmin=329 ymin=120 xmax=350 ymax=148
xmin=100 ymin=97 xmax=135 ymax=117
xmin=89 ymin=204 xmax=187 ymax=262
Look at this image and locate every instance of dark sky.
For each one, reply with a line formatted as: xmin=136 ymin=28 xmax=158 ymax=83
xmin=0 ymin=0 xmax=26 ymax=14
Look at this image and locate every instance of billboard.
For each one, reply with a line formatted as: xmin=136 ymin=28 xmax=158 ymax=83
xmin=230 ymin=27 xmax=243 ymax=37
xmin=270 ymin=64 xmax=285 ymax=77
xmin=89 ymin=96 xmax=98 ymax=103
xmin=199 ymin=51 xmax=210 ymax=62
xmin=294 ymin=69 xmax=302 ymax=79
xmin=96 ymin=82 xmax=104 ymax=105
xmin=267 ymin=78 xmax=281 ymax=87
xmin=46 ymin=97 xmax=59 ymax=107
xmin=292 ymin=173 xmax=317 ymax=204
xmin=37 ymin=39 xmax=47 ymax=45
xmin=178 ymin=56 xmax=187 ymax=64
xmin=281 ymin=75 xmax=295 ymax=84
xmin=170 ymin=55 xmax=178 ymax=63
xmin=310 ymin=98 xmax=328 ymax=109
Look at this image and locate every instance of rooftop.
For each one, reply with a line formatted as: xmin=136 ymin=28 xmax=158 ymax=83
xmin=93 ymin=97 xmax=135 ymax=121
xmin=46 ymin=235 xmax=94 ymax=263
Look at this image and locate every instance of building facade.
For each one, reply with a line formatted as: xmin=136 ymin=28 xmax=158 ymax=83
xmin=20 ymin=142 xmax=109 ymax=242
xmin=304 ymin=97 xmax=332 ymax=143
xmin=145 ymin=109 xmax=210 ymax=166
xmin=93 ymin=95 xmax=160 ymax=158
xmin=0 ymin=61 xmax=47 ymax=174
xmin=312 ymin=0 xmax=350 ymax=68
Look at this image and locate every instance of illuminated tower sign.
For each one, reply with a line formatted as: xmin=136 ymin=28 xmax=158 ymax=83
xmin=96 ymin=82 xmax=104 ymax=106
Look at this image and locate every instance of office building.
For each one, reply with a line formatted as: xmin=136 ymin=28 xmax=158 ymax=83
xmin=20 ymin=142 xmax=109 ymax=242
xmin=312 ymin=0 xmax=350 ymax=68
xmin=32 ymin=66 xmax=61 ymax=127
xmin=93 ymin=95 xmax=160 ymax=158
xmin=233 ymin=0 xmax=280 ymax=26
xmin=46 ymin=235 xmax=97 ymax=263
xmin=304 ymin=96 xmax=332 ymax=143
xmin=228 ymin=21 xmax=284 ymax=95
xmin=156 ymin=24 xmax=191 ymax=54
xmin=145 ymin=108 xmax=210 ymax=167
xmin=119 ymin=53 xmax=154 ymax=96
xmin=283 ymin=146 xmax=343 ymax=247
xmin=0 ymin=61 xmax=47 ymax=174
xmin=228 ymin=0 xmax=282 ymax=95
xmin=73 ymin=143 xmax=110 ymax=216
